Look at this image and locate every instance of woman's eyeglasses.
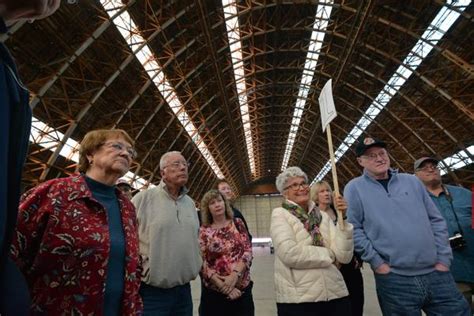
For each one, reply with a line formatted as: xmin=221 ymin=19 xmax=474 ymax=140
xmin=103 ymin=142 xmax=137 ymax=159
xmin=284 ymin=182 xmax=309 ymax=191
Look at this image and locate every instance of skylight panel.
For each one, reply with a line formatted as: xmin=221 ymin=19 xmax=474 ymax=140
xmin=281 ymin=1 xmax=333 ymax=171
xmin=100 ymin=0 xmax=224 ymax=178
xmin=313 ymin=0 xmax=470 ymax=183
xmin=222 ymin=0 xmax=256 ymax=175
xmin=439 ymin=145 xmax=474 ymax=176
xmin=29 ymin=117 xmax=154 ymax=189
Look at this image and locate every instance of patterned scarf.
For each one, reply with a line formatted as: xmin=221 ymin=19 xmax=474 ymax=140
xmin=282 ymin=201 xmax=324 ymax=247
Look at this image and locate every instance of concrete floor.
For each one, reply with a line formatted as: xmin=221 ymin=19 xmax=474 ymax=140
xmin=191 ymin=246 xmax=382 ymax=315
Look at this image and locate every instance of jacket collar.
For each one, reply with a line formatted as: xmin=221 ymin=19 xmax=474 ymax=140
xmin=363 ymin=168 xmax=398 ymax=183
xmin=0 ymin=17 xmax=7 ymax=34
xmin=284 ymin=199 xmax=316 ymax=213
xmin=158 ymin=180 xmax=189 ymax=199
xmin=65 ymin=173 xmax=94 ymax=200
xmin=66 ymin=173 xmax=127 ymax=202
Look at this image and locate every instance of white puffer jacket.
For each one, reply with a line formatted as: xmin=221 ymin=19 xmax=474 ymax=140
xmin=270 ymin=204 xmax=354 ymax=303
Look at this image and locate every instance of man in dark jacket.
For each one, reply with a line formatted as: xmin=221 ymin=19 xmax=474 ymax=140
xmin=0 ymin=1 xmax=61 ymax=314
xmin=415 ymin=157 xmax=474 ymax=311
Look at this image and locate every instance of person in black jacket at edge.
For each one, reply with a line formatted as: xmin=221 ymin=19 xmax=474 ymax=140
xmin=216 ymin=179 xmax=252 ymax=242
xmin=0 ymin=1 xmax=61 ymax=314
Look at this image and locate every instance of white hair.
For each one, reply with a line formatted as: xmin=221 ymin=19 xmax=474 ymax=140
xmin=275 ymin=166 xmax=308 ymax=194
xmin=159 ymin=151 xmax=182 ymax=170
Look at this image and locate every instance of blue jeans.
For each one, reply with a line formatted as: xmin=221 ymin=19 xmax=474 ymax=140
xmin=374 ymin=270 xmax=470 ymax=316
xmin=140 ymin=282 xmax=193 ymax=316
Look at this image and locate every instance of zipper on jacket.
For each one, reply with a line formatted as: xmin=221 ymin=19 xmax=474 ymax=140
xmin=6 ymin=63 xmax=28 ymax=91
xmin=175 ymin=201 xmax=180 ymax=223
xmin=322 ymin=268 xmax=329 ymax=300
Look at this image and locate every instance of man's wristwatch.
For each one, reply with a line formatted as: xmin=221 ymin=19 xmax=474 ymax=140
xmin=233 ymin=269 xmax=242 ymax=277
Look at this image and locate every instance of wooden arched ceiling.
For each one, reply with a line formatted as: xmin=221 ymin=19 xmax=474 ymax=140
xmin=4 ymin=0 xmax=473 ymax=201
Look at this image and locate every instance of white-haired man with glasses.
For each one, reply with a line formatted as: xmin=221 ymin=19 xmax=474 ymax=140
xmin=415 ymin=157 xmax=473 ymax=311
xmin=344 ymin=138 xmax=469 ymax=315
xmin=132 ymin=151 xmax=202 ymax=316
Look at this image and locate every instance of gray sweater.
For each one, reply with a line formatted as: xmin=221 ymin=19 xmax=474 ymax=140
xmin=132 ymin=181 xmax=202 ymax=288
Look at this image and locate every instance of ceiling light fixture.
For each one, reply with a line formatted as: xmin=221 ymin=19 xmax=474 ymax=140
xmin=281 ymin=0 xmax=333 ymax=171
xmin=222 ymin=0 xmax=256 ymax=176
xmin=100 ymin=0 xmax=224 ymax=178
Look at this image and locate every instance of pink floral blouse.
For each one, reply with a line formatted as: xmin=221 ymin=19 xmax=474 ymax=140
xmin=199 ymin=218 xmax=252 ymax=291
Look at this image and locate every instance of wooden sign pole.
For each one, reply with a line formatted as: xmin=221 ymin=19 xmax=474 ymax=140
xmin=326 ymin=124 xmax=344 ymax=228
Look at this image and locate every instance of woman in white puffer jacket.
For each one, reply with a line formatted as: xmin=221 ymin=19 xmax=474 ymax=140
xmin=270 ymin=166 xmax=354 ymax=316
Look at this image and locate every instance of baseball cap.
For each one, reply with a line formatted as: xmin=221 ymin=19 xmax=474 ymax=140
xmin=355 ymin=137 xmax=386 ymax=157
xmin=414 ymin=157 xmax=439 ymax=171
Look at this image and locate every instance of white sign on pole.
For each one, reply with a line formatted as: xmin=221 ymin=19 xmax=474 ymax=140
xmin=318 ymin=79 xmax=337 ymax=132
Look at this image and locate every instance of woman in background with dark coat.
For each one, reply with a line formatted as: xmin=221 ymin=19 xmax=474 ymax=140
xmin=311 ymin=180 xmax=364 ymax=316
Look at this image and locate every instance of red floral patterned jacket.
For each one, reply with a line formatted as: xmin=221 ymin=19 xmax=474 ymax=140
xmin=10 ymin=174 xmax=143 ymax=315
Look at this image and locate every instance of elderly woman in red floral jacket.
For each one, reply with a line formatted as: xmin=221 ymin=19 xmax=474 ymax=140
xmin=10 ymin=129 xmax=142 ymax=315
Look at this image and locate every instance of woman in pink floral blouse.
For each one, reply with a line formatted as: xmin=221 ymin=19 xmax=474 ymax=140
xmin=198 ymin=190 xmax=254 ymax=316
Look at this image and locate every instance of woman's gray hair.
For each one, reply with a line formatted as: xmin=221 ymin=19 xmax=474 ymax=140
xmin=275 ymin=166 xmax=308 ymax=194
